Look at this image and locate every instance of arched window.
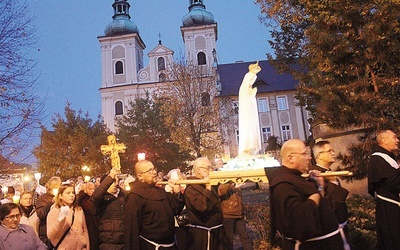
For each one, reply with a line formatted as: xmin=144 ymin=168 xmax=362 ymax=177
xmin=201 ymin=92 xmax=210 ymax=106
xmin=115 ymin=101 xmax=123 ymax=115
xmin=115 ymin=61 xmax=123 ymax=75
xmin=157 ymin=57 xmax=165 ymax=71
xmin=197 ymin=52 xmax=206 ymax=65
xmin=159 ymin=73 xmax=166 ymax=82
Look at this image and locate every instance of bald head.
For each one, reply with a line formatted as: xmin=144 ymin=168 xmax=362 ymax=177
xmin=281 ymin=139 xmax=305 ymax=161
xmin=281 ymin=139 xmax=311 ymax=173
xmin=377 ymin=130 xmax=399 ymax=151
xmin=135 ymin=160 xmax=157 ymax=185
xmin=135 ymin=160 xmax=153 ymax=174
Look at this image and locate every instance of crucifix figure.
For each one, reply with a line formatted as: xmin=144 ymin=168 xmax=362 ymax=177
xmin=101 ymin=134 xmax=126 ymax=170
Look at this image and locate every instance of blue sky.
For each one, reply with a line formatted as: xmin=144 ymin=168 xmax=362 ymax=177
xmin=20 ymin=0 xmax=273 ymax=164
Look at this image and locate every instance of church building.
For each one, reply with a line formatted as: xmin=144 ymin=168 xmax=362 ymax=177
xmin=98 ymin=0 xmax=311 ymax=160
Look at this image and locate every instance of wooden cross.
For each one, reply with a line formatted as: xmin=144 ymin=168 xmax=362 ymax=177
xmin=101 ymin=135 xmax=126 ymax=170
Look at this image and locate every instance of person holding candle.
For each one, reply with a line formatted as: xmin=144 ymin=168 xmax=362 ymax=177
xmin=0 ymin=202 xmax=46 ymax=250
xmin=0 ymin=186 xmax=15 ymax=205
xmin=47 ymin=182 xmax=89 ymax=249
xmin=19 ymin=191 xmax=40 ymax=236
xmin=36 ymin=176 xmax=61 ymax=247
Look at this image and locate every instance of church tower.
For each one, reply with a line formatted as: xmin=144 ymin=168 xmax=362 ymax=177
xmin=181 ymin=0 xmax=218 ymax=69
xmin=98 ymin=0 xmax=145 ymax=131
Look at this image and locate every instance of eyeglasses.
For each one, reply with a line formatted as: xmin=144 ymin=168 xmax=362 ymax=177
xmin=319 ymin=149 xmax=335 ymax=154
xmin=140 ymin=167 xmax=157 ymax=174
xmin=4 ymin=214 xmax=21 ymax=220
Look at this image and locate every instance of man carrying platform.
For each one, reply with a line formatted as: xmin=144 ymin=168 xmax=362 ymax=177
xmin=265 ymin=139 xmax=346 ymax=249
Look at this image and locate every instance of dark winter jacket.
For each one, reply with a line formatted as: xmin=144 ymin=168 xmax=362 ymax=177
xmin=36 ymin=192 xmax=54 ymax=246
xmin=92 ymin=175 xmax=125 ymax=250
xmin=77 ymin=190 xmax=100 ymax=250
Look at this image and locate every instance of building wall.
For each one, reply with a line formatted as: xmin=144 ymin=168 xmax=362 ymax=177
xmin=220 ymin=91 xmax=311 ymax=160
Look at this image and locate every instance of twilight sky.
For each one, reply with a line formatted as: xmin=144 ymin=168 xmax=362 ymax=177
xmin=19 ymin=0 xmax=273 ymax=164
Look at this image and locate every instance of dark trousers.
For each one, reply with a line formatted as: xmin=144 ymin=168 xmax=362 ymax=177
xmin=186 ymin=226 xmax=225 ymax=250
xmin=223 ymin=218 xmax=253 ymax=250
xmin=175 ymin=226 xmax=188 ymax=250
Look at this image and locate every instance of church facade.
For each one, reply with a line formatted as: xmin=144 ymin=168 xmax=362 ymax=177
xmin=98 ymin=0 xmax=311 ymax=160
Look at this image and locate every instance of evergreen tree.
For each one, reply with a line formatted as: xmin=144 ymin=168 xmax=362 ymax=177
xmin=256 ymin=0 xmax=400 ymax=177
xmin=116 ymin=93 xmax=191 ymax=174
xmin=256 ymin=0 xmax=399 ymax=130
xmin=33 ymin=103 xmax=109 ymax=181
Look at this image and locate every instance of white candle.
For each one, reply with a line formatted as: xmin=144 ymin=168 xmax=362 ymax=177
xmin=84 ymin=176 xmax=91 ymax=183
xmin=137 ymin=153 xmax=146 ymax=161
xmin=12 ymin=195 xmax=20 ymax=203
xmin=34 ymin=172 xmax=42 ymax=181
xmin=1 ymin=186 xmax=8 ymax=195
xmin=52 ymin=188 xmax=58 ymax=196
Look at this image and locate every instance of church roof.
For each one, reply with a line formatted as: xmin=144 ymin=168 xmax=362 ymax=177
xmin=217 ymin=60 xmax=299 ymax=97
xmin=147 ymin=42 xmax=174 ymax=57
xmin=104 ymin=0 xmax=139 ymax=36
xmin=182 ymin=1 xmax=215 ymax=27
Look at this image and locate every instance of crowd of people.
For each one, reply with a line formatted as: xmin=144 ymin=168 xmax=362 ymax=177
xmin=0 ymin=129 xmax=398 ymax=249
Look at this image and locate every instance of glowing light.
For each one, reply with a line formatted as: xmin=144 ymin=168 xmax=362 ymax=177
xmin=12 ymin=195 xmax=20 ymax=203
xmin=137 ymin=153 xmax=146 ymax=161
xmin=52 ymin=188 xmax=58 ymax=196
xmin=84 ymin=176 xmax=91 ymax=183
xmin=34 ymin=173 xmax=42 ymax=181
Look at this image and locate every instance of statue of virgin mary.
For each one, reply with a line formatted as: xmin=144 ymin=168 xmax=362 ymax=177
xmin=238 ymin=61 xmax=262 ymax=156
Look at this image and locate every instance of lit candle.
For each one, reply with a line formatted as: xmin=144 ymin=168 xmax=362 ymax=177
xmin=12 ymin=195 xmax=20 ymax=203
xmin=34 ymin=173 xmax=42 ymax=181
xmin=84 ymin=176 xmax=91 ymax=183
xmin=52 ymin=188 xmax=58 ymax=196
xmin=1 ymin=186 xmax=8 ymax=195
xmin=137 ymin=153 xmax=146 ymax=161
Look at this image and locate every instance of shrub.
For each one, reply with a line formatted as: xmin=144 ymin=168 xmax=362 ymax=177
xmin=346 ymin=195 xmax=376 ymax=249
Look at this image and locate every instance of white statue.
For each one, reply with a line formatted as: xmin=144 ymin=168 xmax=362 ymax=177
xmin=238 ymin=61 xmax=262 ymax=156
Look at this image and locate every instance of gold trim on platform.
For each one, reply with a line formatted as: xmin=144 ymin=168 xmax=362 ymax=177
xmin=157 ymin=169 xmax=353 ymax=185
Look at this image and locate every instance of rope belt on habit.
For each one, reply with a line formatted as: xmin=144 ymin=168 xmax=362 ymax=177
xmin=189 ymin=224 xmax=223 ymax=250
xmin=339 ymin=221 xmax=351 ymax=250
xmin=280 ymin=226 xmax=344 ymax=250
xmin=140 ymin=235 xmax=174 ymax=250
xmin=376 ymin=194 xmax=400 ymax=206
